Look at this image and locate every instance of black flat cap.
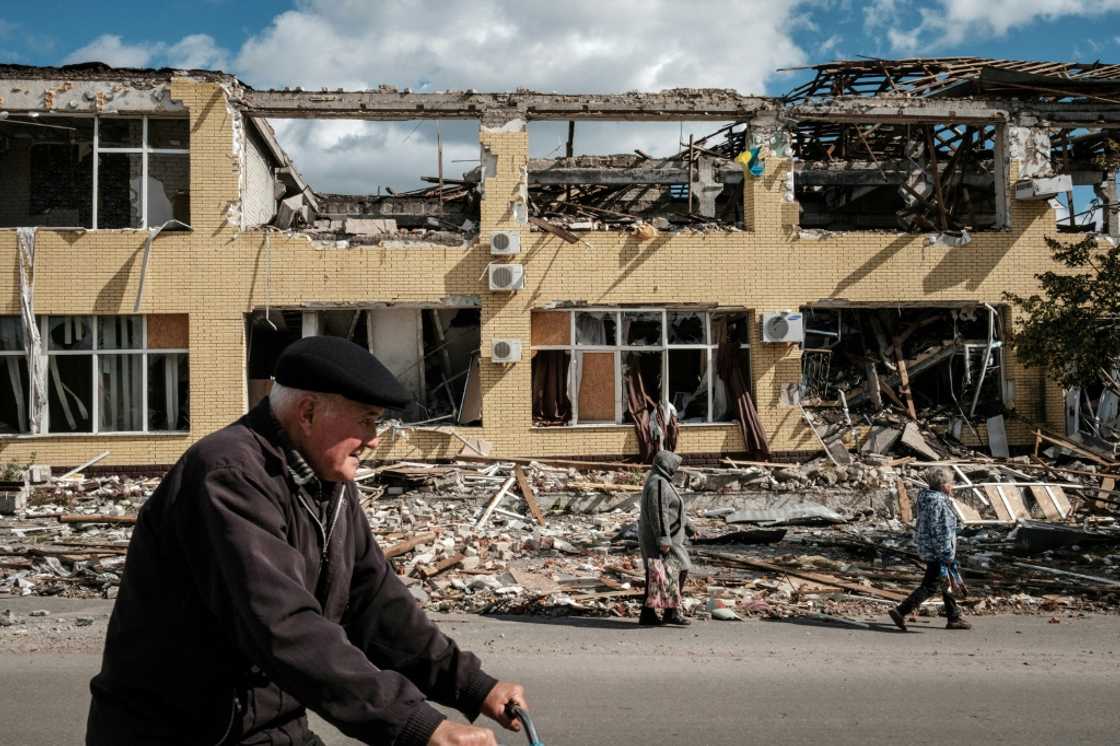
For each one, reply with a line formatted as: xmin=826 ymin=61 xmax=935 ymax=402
xmin=274 ymin=336 xmax=412 ymax=408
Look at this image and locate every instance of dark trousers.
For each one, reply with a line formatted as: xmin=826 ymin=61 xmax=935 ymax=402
xmin=897 ymin=561 xmax=962 ymax=621
xmin=641 ymin=565 xmax=688 ymax=609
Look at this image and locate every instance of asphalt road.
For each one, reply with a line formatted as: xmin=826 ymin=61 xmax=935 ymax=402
xmin=1 ymin=598 xmax=1118 ymax=745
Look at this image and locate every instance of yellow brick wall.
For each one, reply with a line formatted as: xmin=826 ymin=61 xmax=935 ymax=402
xmin=0 ymin=79 xmax=1072 ymax=466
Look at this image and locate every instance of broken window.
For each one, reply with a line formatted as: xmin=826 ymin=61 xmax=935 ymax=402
xmin=526 ymin=121 xmax=746 ymax=233
xmin=0 ymin=318 xmax=29 ymax=434
xmin=245 ymin=306 xmax=481 ymax=425
xmin=97 ymin=118 xmax=191 ymax=229
xmin=0 ymin=115 xmax=189 ymax=230
xmin=791 ymin=121 xmax=1003 ymax=234
xmin=799 ymin=304 xmax=1005 ymax=445
xmin=0 ymin=314 xmax=190 ymax=435
xmin=530 ymin=308 xmax=751 ymax=426
xmin=0 ymin=116 xmax=94 ymax=228
xmin=267 ymin=119 xmax=481 ymax=243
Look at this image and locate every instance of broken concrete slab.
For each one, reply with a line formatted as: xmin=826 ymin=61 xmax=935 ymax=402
xmin=861 ymin=427 xmax=902 ymax=455
xmin=724 ymin=505 xmax=847 ymax=526
xmin=900 ymin=422 xmax=940 ymax=461
xmin=344 ymin=218 xmax=398 ymax=235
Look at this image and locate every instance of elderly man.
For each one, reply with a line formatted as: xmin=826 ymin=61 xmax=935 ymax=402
xmin=87 ymin=336 xmax=525 ymax=745
xmin=889 ymin=466 xmax=972 ymax=631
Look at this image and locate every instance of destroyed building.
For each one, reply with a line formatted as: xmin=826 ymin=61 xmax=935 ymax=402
xmin=0 ymin=57 xmax=1118 ymax=469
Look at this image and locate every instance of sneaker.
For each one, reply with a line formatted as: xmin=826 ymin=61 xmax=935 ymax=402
xmin=661 ymin=609 xmax=691 ymax=626
xmin=946 ymin=618 xmax=972 ymax=630
xmin=888 ymin=608 xmax=908 ymax=632
xmin=638 ymin=608 xmax=662 ymax=626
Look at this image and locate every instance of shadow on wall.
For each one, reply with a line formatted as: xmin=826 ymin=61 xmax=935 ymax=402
xmin=604 ymin=233 xmax=671 ymax=297
xmin=93 ymin=240 xmax=145 ymax=312
xmin=831 ymin=208 xmax=1044 ymax=298
xmin=831 ymin=234 xmax=917 ymax=296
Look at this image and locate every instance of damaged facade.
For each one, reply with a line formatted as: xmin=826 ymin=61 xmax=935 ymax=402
xmin=0 ymin=57 xmax=1117 ymax=467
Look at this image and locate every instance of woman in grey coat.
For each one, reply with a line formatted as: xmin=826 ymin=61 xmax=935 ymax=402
xmin=638 ymin=450 xmax=692 ymax=626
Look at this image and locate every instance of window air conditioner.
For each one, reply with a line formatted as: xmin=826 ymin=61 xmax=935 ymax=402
xmin=491 ymin=338 xmax=523 ymax=363
xmin=761 ymin=311 xmax=804 ymax=343
xmin=488 ymin=263 xmax=525 ymax=291
xmin=489 ymin=230 xmax=521 ymax=256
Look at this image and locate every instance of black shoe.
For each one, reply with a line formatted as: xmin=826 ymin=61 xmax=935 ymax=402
xmin=946 ymin=617 xmax=972 ymax=630
xmin=889 ymin=608 xmax=908 ymax=632
xmin=662 ymin=609 xmax=691 ymax=626
xmin=638 ymin=608 xmax=662 ymax=626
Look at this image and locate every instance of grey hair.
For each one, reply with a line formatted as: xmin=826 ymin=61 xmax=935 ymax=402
xmin=269 ymin=382 xmax=337 ymax=420
xmin=925 ymin=466 xmax=954 ymax=492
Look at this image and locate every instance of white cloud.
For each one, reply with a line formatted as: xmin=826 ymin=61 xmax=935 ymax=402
xmin=166 ymin=34 xmax=229 ymax=70
xmin=887 ymin=0 xmax=1120 ymax=53
xmin=233 ymin=0 xmax=806 ymax=93
xmin=232 ymin=0 xmax=809 ymax=193
xmin=62 ymin=34 xmax=156 ymax=68
xmin=61 ymin=32 xmax=228 ymax=70
xmin=863 ymin=0 xmax=899 ymax=29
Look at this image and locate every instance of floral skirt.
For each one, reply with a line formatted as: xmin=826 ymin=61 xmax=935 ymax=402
xmin=644 ymin=557 xmax=682 ymax=609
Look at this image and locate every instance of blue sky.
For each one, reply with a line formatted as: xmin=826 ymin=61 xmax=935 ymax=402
xmin=3 ymin=0 xmax=1118 ymax=197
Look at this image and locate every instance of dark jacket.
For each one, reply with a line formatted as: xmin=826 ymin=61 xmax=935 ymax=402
xmin=638 ymin=450 xmax=691 ymax=570
xmin=87 ymin=401 xmax=496 ymax=746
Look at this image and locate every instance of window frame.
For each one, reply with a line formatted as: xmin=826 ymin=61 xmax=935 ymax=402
xmin=93 ymin=116 xmax=190 ymax=230
xmin=37 ymin=315 xmax=189 ymax=435
xmin=532 ymin=307 xmax=751 ymax=426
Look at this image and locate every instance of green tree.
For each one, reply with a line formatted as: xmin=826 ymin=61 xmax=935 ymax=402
xmin=1005 ymin=235 xmax=1120 ymax=394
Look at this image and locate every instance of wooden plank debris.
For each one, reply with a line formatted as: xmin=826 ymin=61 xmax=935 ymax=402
xmin=58 ymin=513 xmax=137 ymax=525
xmin=896 ymin=478 xmax=913 ymax=524
xmin=475 ymin=475 xmax=516 ymax=528
xmin=566 ymin=481 xmax=642 ymax=492
xmin=1096 ymin=477 xmax=1116 ymax=512
xmin=696 ymin=550 xmax=908 ymax=602
xmin=55 ymin=451 xmax=111 ymax=481
xmin=984 ymin=485 xmax=1029 ymax=522
xmin=383 ymin=532 xmax=437 ymax=559
xmin=893 ymin=336 xmax=918 ymax=420
xmin=418 ymin=553 xmax=464 ymax=579
xmin=513 ymin=465 xmax=546 ymax=525
xmin=951 ymin=498 xmax=983 ymax=524
xmin=1029 ymin=485 xmax=1071 ymax=520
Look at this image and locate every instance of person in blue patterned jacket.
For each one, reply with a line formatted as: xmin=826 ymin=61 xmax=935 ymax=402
xmin=889 ymin=466 xmax=972 ymax=631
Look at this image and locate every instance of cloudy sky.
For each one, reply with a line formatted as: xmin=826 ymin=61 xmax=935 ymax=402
xmin=3 ymin=0 xmax=1119 ymax=204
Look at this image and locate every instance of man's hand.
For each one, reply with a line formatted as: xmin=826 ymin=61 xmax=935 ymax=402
xmin=480 ymin=680 xmax=527 ymax=731
xmin=427 ymin=720 xmax=497 ymax=746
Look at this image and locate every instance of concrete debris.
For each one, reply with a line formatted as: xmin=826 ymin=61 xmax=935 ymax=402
xmin=0 ymin=448 xmax=1115 ymax=622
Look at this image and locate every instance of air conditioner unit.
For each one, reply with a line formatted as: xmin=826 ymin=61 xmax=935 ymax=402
xmin=491 ymin=338 xmax=523 ymax=363
xmin=761 ymin=311 xmax=804 ymax=343
xmin=488 ymin=263 xmax=525 ymax=291
xmin=489 ymin=230 xmax=521 ymax=256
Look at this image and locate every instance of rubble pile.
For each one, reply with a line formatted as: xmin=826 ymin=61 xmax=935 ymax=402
xmin=1 ymin=444 xmax=1117 ymax=623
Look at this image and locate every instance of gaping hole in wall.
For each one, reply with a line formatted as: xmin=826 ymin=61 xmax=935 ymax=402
xmin=525 ymin=121 xmax=749 ymax=233
xmin=246 ymin=306 xmax=482 ymax=425
xmin=792 ymin=122 xmax=1003 ymax=233
xmin=263 ymin=119 xmax=481 ymax=244
xmin=1066 ymin=379 xmax=1120 ymax=456
xmin=0 ymin=115 xmax=189 ymax=230
xmin=530 ymin=308 xmax=753 ymax=427
xmin=800 ymin=304 xmax=1006 ymax=450
xmin=1046 ymin=128 xmax=1120 ymax=234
